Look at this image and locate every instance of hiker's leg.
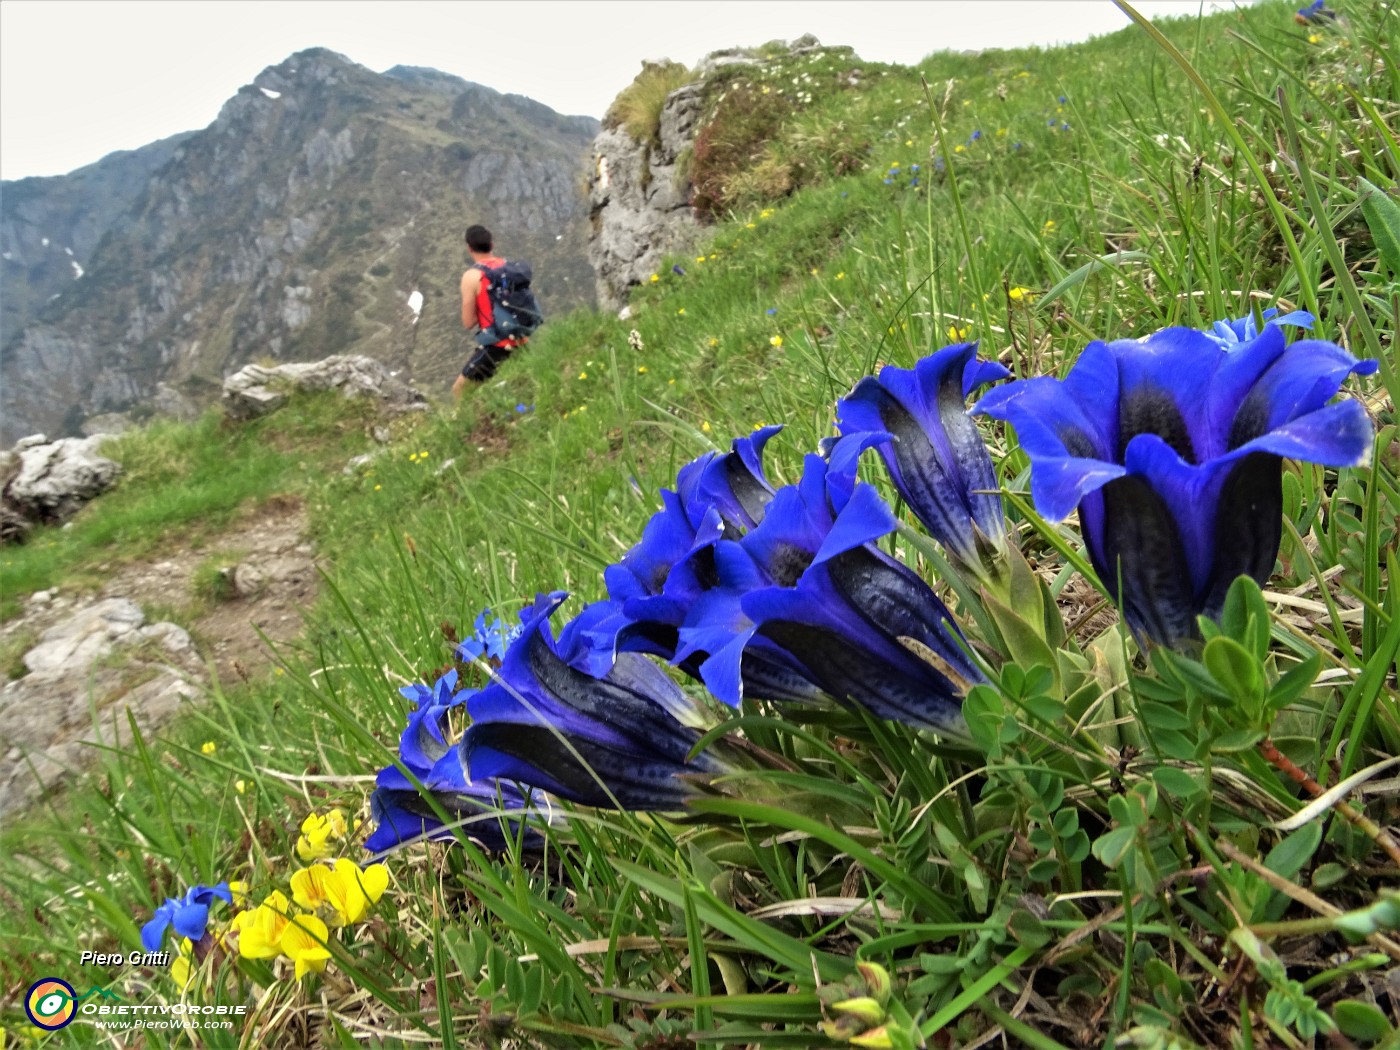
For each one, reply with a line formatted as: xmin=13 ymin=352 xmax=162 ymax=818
xmin=452 ymin=374 xmax=468 ymax=400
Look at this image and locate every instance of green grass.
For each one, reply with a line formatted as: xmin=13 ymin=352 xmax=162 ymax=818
xmin=2 ymin=2 xmax=1396 ymax=1047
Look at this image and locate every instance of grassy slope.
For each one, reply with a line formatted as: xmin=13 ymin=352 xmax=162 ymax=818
xmin=2 ymin=2 xmax=1396 ymax=1047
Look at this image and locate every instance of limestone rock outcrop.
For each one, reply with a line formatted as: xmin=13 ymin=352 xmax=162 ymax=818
xmin=0 ymin=598 xmax=203 ymax=815
xmin=1 ymin=433 xmax=122 ymax=540
xmin=222 ymin=354 xmax=427 ymax=420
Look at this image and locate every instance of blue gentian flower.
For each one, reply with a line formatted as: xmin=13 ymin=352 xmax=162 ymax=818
xmin=832 ymin=343 xmax=1010 ymax=578
xmin=973 ymin=323 xmax=1377 ymax=645
xmin=461 ymin=594 xmax=726 ymax=810
xmin=1295 ymin=0 xmax=1337 ymax=23
xmin=971 ymin=130 xmax=982 ymax=141
xmin=910 ymin=163 xmax=921 ymax=172
xmin=559 ymin=428 xmax=820 ymax=710
xmin=909 ymin=178 xmax=920 ymax=188
xmin=141 ymin=883 xmax=232 ymax=952
xmin=515 ymin=403 xmax=533 ymax=414
xmin=1205 ymin=307 xmax=1313 ymax=348
xmin=1062 ymin=123 xmax=1071 ymax=132
xmin=883 ymin=178 xmax=894 ymax=185
xmin=678 ymin=454 xmax=982 ymax=734
xmin=1058 ymin=94 xmax=1068 ymax=104
xmin=458 ymin=609 xmax=521 ymax=664
xmin=366 ymin=668 xmax=541 ymax=854
xmin=766 ymin=308 xmax=778 ymax=316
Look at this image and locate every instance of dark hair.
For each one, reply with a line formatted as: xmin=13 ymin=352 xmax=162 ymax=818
xmin=465 ymin=225 xmax=493 ymax=253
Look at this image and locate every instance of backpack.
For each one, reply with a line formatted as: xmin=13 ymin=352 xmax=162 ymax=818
xmin=474 ymin=260 xmax=544 ymax=346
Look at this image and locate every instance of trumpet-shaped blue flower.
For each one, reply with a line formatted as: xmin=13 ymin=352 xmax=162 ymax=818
xmin=973 ymin=323 xmax=1376 ymax=645
xmin=457 ymin=609 xmax=521 ymax=664
xmin=1205 ymin=307 xmax=1313 ymax=348
xmin=679 ymin=454 xmax=982 ymax=734
xmin=462 ymin=594 xmax=725 ymax=810
xmin=563 ymin=427 xmax=785 ymax=679
xmin=141 ymin=883 xmax=232 ymax=952
xmin=1295 ymin=0 xmax=1337 ymax=24
xmin=365 ymin=668 xmax=541 ymax=854
xmin=833 ymin=343 xmax=1010 ymax=576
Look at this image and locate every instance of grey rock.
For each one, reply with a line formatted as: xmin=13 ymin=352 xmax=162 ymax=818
xmin=0 ymin=596 xmax=204 ymax=815
xmin=231 ymin=562 xmax=267 ymax=598
xmin=2 ymin=434 xmax=121 ymax=531
xmin=222 ymin=354 xmax=427 ymax=421
xmin=22 ymin=597 xmax=145 ymax=674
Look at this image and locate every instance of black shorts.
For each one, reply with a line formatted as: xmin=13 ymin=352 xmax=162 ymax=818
xmin=461 ymin=342 xmax=514 ymax=382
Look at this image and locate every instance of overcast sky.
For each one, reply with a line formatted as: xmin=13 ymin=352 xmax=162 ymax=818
xmin=1 ymin=1 xmax=1252 ymax=182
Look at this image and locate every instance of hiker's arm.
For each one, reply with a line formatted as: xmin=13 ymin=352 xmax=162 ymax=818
xmin=460 ymin=269 xmax=481 ymax=329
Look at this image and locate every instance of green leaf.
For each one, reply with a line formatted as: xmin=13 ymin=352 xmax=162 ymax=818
xmin=1203 ymin=636 xmax=1265 ymax=707
xmin=1092 ymin=826 xmax=1138 ymax=869
xmin=1264 ymin=823 xmax=1323 ymax=882
xmin=1358 ymin=177 xmax=1400 ymax=277
xmin=1152 ymin=766 xmax=1205 ymax=799
xmin=1211 ymin=728 xmax=1265 ymax=753
xmin=1334 ymin=1000 xmax=1394 ymax=1042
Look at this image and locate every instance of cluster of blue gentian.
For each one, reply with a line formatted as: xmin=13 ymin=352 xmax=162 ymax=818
xmin=366 ymin=308 xmax=1376 ymax=851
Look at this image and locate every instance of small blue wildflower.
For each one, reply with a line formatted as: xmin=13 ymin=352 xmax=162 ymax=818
xmin=765 ymin=308 xmax=778 ymax=316
xmin=1058 ymin=94 xmax=1067 ymax=104
xmin=909 ymin=177 xmax=920 ymax=188
xmin=840 ymin=191 xmax=849 ymax=198
xmin=883 ymin=178 xmax=894 ymax=185
xmin=672 ymin=264 xmax=686 ymax=277
xmin=1013 ymin=142 xmax=1023 ymax=150
xmin=141 ymin=883 xmax=232 ymax=952
xmin=458 ymin=609 xmax=522 ymax=664
xmin=971 ymin=130 xmax=982 ymax=141
xmin=515 ymin=403 xmax=533 ymax=414
xmin=1048 ymin=119 xmax=1057 ymax=127
xmin=910 ymin=163 xmax=920 ymax=172
xmin=1062 ymin=123 xmax=1071 ymax=132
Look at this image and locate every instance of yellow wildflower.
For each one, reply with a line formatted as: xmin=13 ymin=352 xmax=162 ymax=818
xmin=295 ymin=809 xmax=348 ymax=862
xmin=1016 ymin=70 xmax=1031 ymax=78
xmin=677 ymin=307 xmax=686 ymax=316
xmin=701 ymin=421 xmax=712 ymax=434
xmin=374 ymin=484 xmax=381 ymax=492
xmin=234 ymin=779 xmax=247 ymax=794
xmin=1008 ymin=286 xmax=1036 ymax=302
xmin=905 ymin=139 xmax=913 ymax=147
xmin=668 ymin=378 xmax=676 ymax=385
xmin=578 ymin=371 xmax=588 ymax=380
xmin=810 ymin=268 xmax=819 ymax=276
xmin=696 ymin=255 xmax=706 ymax=263
xmin=746 ymin=223 xmax=756 ymax=229
xmin=954 ymin=144 xmax=967 ymax=153
xmin=1043 ymin=219 xmax=1056 ymax=230
xmin=291 ymin=859 xmax=389 ymax=927
xmin=947 ymin=325 xmax=968 ymax=341
xmin=280 ymin=914 xmax=332 ymax=979
xmin=170 ymin=937 xmax=194 ymax=990
xmin=997 ymin=128 xmax=1008 ymax=136
xmin=836 ymin=272 xmax=846 ymax=280
xmin=769 ymin=335 xmax=783 ymax=348
xmin=418 ymin=450 xmax=429 ymax=458
xmin=637 ymin=366 xmax=648 ymax=374
xmin=200 ymin=741 xmax=216 ymax=755
xmin=708 ymin=338 xmax=719 ymax=347
xmin=1308 ymin=32 xmax=1322 ymax=43
xmin=649 ymin=274 xmax=659 ymax=283
xmin=233 ymin=890 xmax=292 ymax=960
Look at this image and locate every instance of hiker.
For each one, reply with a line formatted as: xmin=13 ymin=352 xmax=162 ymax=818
xmin=454 ymin=225 xmax=527 ymax=398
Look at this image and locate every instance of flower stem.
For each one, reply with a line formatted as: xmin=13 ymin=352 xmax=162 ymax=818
xmin=1258 ymin=737 xmax=1400 ymax=869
